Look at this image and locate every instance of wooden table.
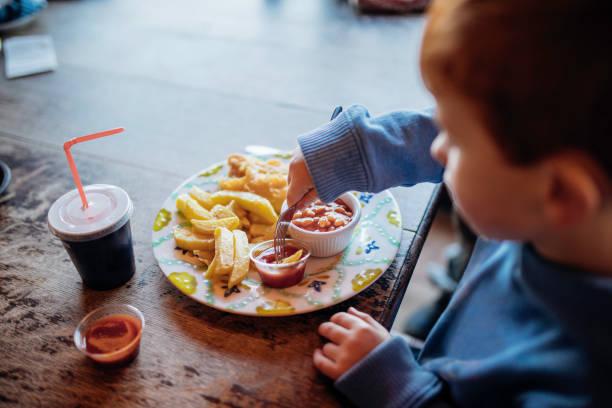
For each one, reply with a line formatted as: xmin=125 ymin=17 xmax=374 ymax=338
xmin=0 ymin=1 xmax=439 ymax=406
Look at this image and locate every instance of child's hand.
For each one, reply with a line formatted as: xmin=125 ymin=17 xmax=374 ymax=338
xmin=313 ymin=307 xmax=391 ymax=380
xmin=287 ymin=149 xmax=316 ymax=207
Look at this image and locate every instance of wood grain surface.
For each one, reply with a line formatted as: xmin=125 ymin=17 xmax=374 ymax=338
xmin=0 ymin=135 xmax=429 ymax=407
xmin=0 ymin=1 xmax=439 ymax=406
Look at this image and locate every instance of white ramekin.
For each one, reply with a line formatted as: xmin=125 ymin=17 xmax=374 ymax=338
xmin=285 ymin=192 xmax=361 ymax=257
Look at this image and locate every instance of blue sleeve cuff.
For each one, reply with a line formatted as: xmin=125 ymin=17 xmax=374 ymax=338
xmin=298 ymin=105 xmax=442 ymax=203
xmin=335 ymin=336 xmax=442 ymax=408
xmin=298 ymin=110 xmax=370 ymax=203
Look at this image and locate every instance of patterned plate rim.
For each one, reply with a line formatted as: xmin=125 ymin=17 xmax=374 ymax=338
xmin=151 ymin=156 xmax=403 ymax=317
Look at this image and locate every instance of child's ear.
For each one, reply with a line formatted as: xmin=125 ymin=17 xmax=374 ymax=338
xmin=542 ymin=155 xmax=603 ymax=227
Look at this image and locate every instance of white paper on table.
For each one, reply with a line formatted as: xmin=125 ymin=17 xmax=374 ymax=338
xmin=2 ymin=35 xmax=58 ymax=79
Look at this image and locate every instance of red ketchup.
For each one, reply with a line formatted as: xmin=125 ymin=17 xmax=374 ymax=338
xmin=84 ymin=314 xmax=142 ymax=365
xmin=256 ymin=246 xmax=306 ymax=288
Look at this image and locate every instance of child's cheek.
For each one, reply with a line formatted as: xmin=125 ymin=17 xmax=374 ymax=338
xmin=443 ymin=170 xmax=465 ymax=214
xmin=442 ymin=164 xmax=480 ymax=231
xmin=441 ymin=157 xmax=459 ymax=198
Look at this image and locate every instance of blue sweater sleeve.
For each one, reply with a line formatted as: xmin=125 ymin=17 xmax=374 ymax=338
xmin=297 ymin=105 xmax=443 ymax=202
xmin=335 ymin=336 xmax=444 ymax=408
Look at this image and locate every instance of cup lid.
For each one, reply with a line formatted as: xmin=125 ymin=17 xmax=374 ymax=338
xmin=48 ymin=184 xmax=133 ymax=242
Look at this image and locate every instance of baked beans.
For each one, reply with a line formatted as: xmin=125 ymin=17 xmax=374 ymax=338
xmin=291 ymin=199 xmax=353 ymax=232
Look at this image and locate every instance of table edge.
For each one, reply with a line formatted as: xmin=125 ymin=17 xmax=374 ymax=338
xmin=380 ymin=183 xmax=443 ymax=329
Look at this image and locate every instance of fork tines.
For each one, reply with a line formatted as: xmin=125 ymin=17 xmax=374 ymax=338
xmin=273 ymin=208 xmax=294 ymax=262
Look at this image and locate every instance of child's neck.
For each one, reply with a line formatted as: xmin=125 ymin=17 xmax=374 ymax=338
xmin=533 ymin=206 xmax=612 ymax=276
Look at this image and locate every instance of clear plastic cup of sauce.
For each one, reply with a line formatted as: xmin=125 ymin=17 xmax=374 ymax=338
xmin=249 ymin=239 xmax=310 ymax=288
xmin=74 ymin=304 xmax=144 ymax=366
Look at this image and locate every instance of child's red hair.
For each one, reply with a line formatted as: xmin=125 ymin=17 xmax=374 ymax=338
xmin=421 ymin=0 xmax=612 ymax=180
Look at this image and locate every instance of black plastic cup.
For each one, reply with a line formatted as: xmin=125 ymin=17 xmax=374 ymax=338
xmin=60 ymin=220 xmax=135 ymax=290
xmin=48 ymin=184 xmax=135 ymax=290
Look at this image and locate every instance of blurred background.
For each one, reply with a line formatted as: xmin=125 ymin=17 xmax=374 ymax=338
xmin=0 ymin=0 xmax=456 ymax=335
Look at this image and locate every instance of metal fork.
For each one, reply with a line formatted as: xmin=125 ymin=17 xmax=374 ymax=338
xmin=273 ymin=106 xmax=343 ymax=262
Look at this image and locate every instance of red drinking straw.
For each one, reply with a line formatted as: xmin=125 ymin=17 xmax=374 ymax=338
xmin=63 ymin=127 xmax=125 ymax=209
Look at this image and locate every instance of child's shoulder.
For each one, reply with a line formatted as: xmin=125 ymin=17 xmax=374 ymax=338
xmin=472 ymin=238 xmax=612 ymax=356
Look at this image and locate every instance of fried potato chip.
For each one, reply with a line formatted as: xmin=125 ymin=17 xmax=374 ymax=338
xmin=239 ymin=216 xmax=250 ymax=229
xmin=204 ymin=257 xmax=217 ymax=279
xmin=193 ymin=250 xmax=214 ymax=265
xmin=248 ymin=213 xmax=268 ymax=224
xmin=281 ymin=249 xmax=303 ymax=264
xmin=188 ymin=186 xmax=215 ymax=210
xmin=227 ymin=154 xmax=249 ymax=177
xmin=192 ymin=216 xmax=240 ymax=235
xmin=218 ymin=177 xmax=246 ymax=191
xmin=245 ymin=166 xmax=287 ymax=188
xmin=249 ymin=223 xmax=275 ymax=238
xmin=210 ymin=191 xmax=277 ymax=224
xmin=174 ymin=248 xmax=206 ymax=267
xmin=244 ymin=167 xmax=287 ymax=212
xmin=227 ymin=200 xmax=247 ymax=218
xmin=260 ymin=231 xmax=274 ymax=241
xmin=221 ymin=154 xmax=289 ymax=212
xmin=228 ymin=230 xmax=250 ymax=288
xmin=210 ymin=204 xmax=236 ymax=220
xmin=213 ymin=227 xmax=234 ymax=275
xmin=173 ymin=226 xmax=215 ymax=251
xmin=176 ymin=194 xmax=212 ymax=221
xmin=221 ymin=200 xmax=250 ymax=228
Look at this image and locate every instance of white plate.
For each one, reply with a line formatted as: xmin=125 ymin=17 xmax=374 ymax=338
xmin=151 ymin=156 xmax=403 ymax=316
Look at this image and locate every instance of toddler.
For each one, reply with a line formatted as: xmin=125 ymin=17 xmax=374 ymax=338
xmin=288 ymin=0 xmax=612 ymax=406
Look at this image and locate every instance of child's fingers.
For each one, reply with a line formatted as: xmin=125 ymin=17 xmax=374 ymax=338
xmin=330 ymin=312 xmax=361 ymax=329
xmin=318 ymin=321 xmax=349 ymax=344
xmin=287 ymin=151 xmax=316 ymax=207
xmin=347 ymin=306 xmax=371 ymax=321
xmin=287 ymin=184 xmax=312 ymax=208
xmin=313 ymin=348 xmax=340 ymax=380
xmin=322 ymin=342 xmax=340 ymax=362
xmin=348 ymin=307 xmax=381 ymax=328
